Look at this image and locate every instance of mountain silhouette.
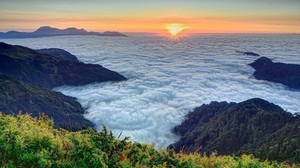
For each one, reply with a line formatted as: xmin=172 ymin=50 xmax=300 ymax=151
xmin=0 ymin=26 xmax=127 ymax=38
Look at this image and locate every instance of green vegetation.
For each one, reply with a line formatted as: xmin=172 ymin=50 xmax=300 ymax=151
xmin=0 ymin=113 xmax=296 ymax=168
xmin=171 ymin=98 xmax=300 ymax=163
xmin=0 ymin=75 xmax=93 ymax=130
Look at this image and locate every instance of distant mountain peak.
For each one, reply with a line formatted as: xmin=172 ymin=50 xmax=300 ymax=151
xmin=7 ymin=30 xmax=19 ymax=33
xmin=102 ymin=31 xmax=128 ymax=37
xmin=63 ymin=27 xmax=87 ymax=33
xmin=64 ymin=27 xmax=85 ymax=31
xmin=34 ymin=26 xmax=58 ymax=32
xmin=37 ymin=26 xmax=53 ymax=29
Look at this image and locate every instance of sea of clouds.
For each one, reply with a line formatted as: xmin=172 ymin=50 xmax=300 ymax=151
xmin=2 ymin=34 xmax=300 ymax=148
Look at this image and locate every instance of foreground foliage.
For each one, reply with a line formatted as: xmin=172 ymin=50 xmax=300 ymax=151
xmin=0 ymin=113 xmax=296 ymax=168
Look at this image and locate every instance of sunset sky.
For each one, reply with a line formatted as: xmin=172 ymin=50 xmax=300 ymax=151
xmin=0 ymin=0 xmax=300 ymax=34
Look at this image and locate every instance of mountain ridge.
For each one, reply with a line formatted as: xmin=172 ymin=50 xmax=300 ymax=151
xmin=249 ymin=57 xmax=300 ymax=90
xmin=0 ymin=26 xmax=127 ymax=38
xmin=0 ymin=42 xmax=127 ymax=89
xmin=0 ymin=42 xmax=127 ymax=130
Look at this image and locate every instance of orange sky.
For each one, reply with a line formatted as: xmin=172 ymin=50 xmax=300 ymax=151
xmin=0 ymin=0 xmax=300 ymax=34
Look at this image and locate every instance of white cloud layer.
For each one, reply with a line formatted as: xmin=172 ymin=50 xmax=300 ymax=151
xmin=3 ymin=34 xmax=300 ymax=148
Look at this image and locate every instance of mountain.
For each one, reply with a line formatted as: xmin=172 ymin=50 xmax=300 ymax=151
xmin=0 ymin=26 xmax=127 ymax=38
xmin=36 ymin=48 xmax=80 ymax=62
xmin=0 ymin=42 xmax=126 ymax=89
xmin=249 ymin=57 xmax=300 ymax=90
xmin=34 ymin=26 xmax=88 ymax=35
xmin=170 ymin=98 xmax=300 ymax=163
xmin=0 ymin=42 xmax=127 ymax=130
xmin=101 ymin=31 xmax=128 ymax=37
xmin=0 ymin=75 xmax=93 ymax=130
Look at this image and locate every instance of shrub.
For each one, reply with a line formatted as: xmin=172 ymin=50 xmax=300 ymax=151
xmin=0 ymin=113 xmax=297 ymax=168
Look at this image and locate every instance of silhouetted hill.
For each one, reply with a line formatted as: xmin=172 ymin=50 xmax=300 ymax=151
xmin=0 ymin=75 xmax=93 ymax=130
xmin=0 ymin=26 xmax=127 ymax=38
xmin=0 ymin=42 xmax=126 ymax=88
xmin=34 ymin=26 xmax=88 ymax=35
xmin=249 ymin=57 xmax=300 ymax=90
xmin=101 ymin=31 xmax=128 ymax=37
xmin=170 ymin=98 xmax=300 ymax=163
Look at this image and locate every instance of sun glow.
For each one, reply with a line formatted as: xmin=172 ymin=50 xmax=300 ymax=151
xmin=166 ymin=24 xmax=186 ymax=36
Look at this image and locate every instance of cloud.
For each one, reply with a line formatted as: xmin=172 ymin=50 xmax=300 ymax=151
xmin=3 ymin=34 xmax=300 ymax=148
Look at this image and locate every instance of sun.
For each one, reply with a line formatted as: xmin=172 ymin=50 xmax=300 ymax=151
xmin=166 ymin=24 xmax=186 ymax=36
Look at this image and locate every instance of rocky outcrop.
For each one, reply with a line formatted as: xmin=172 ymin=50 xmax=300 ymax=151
xmin=170 ymin=98 xmax=299 ymax=162
xmin=249 ymin=57 xmax=300 ymax=90
xmin=0 ymin=42 xmax=126 ymax=89
xmin=0 ymin=75 xmax=93 ymax=130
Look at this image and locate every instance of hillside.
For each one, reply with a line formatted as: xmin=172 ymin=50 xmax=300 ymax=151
xmin=36 ymin=48 xmax=80 ymax=62
xmin=170 ymin=98 xmax=300 ymax=163
xmin=252 ymin=117 xmax=300 ymax=162
xmin=0 ymin=75 xmax=93 ymax=130
xmin=0 ymin=42 xmax=126 ymax=89
xmin=0 ymin=42 xmax=127 ymax=131
xmin=0 ymin=113 xmax=295 ymax=168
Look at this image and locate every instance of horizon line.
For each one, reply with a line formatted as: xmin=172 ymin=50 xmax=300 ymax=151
xmin=1 ymin=26 xmax=300 ymax=35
